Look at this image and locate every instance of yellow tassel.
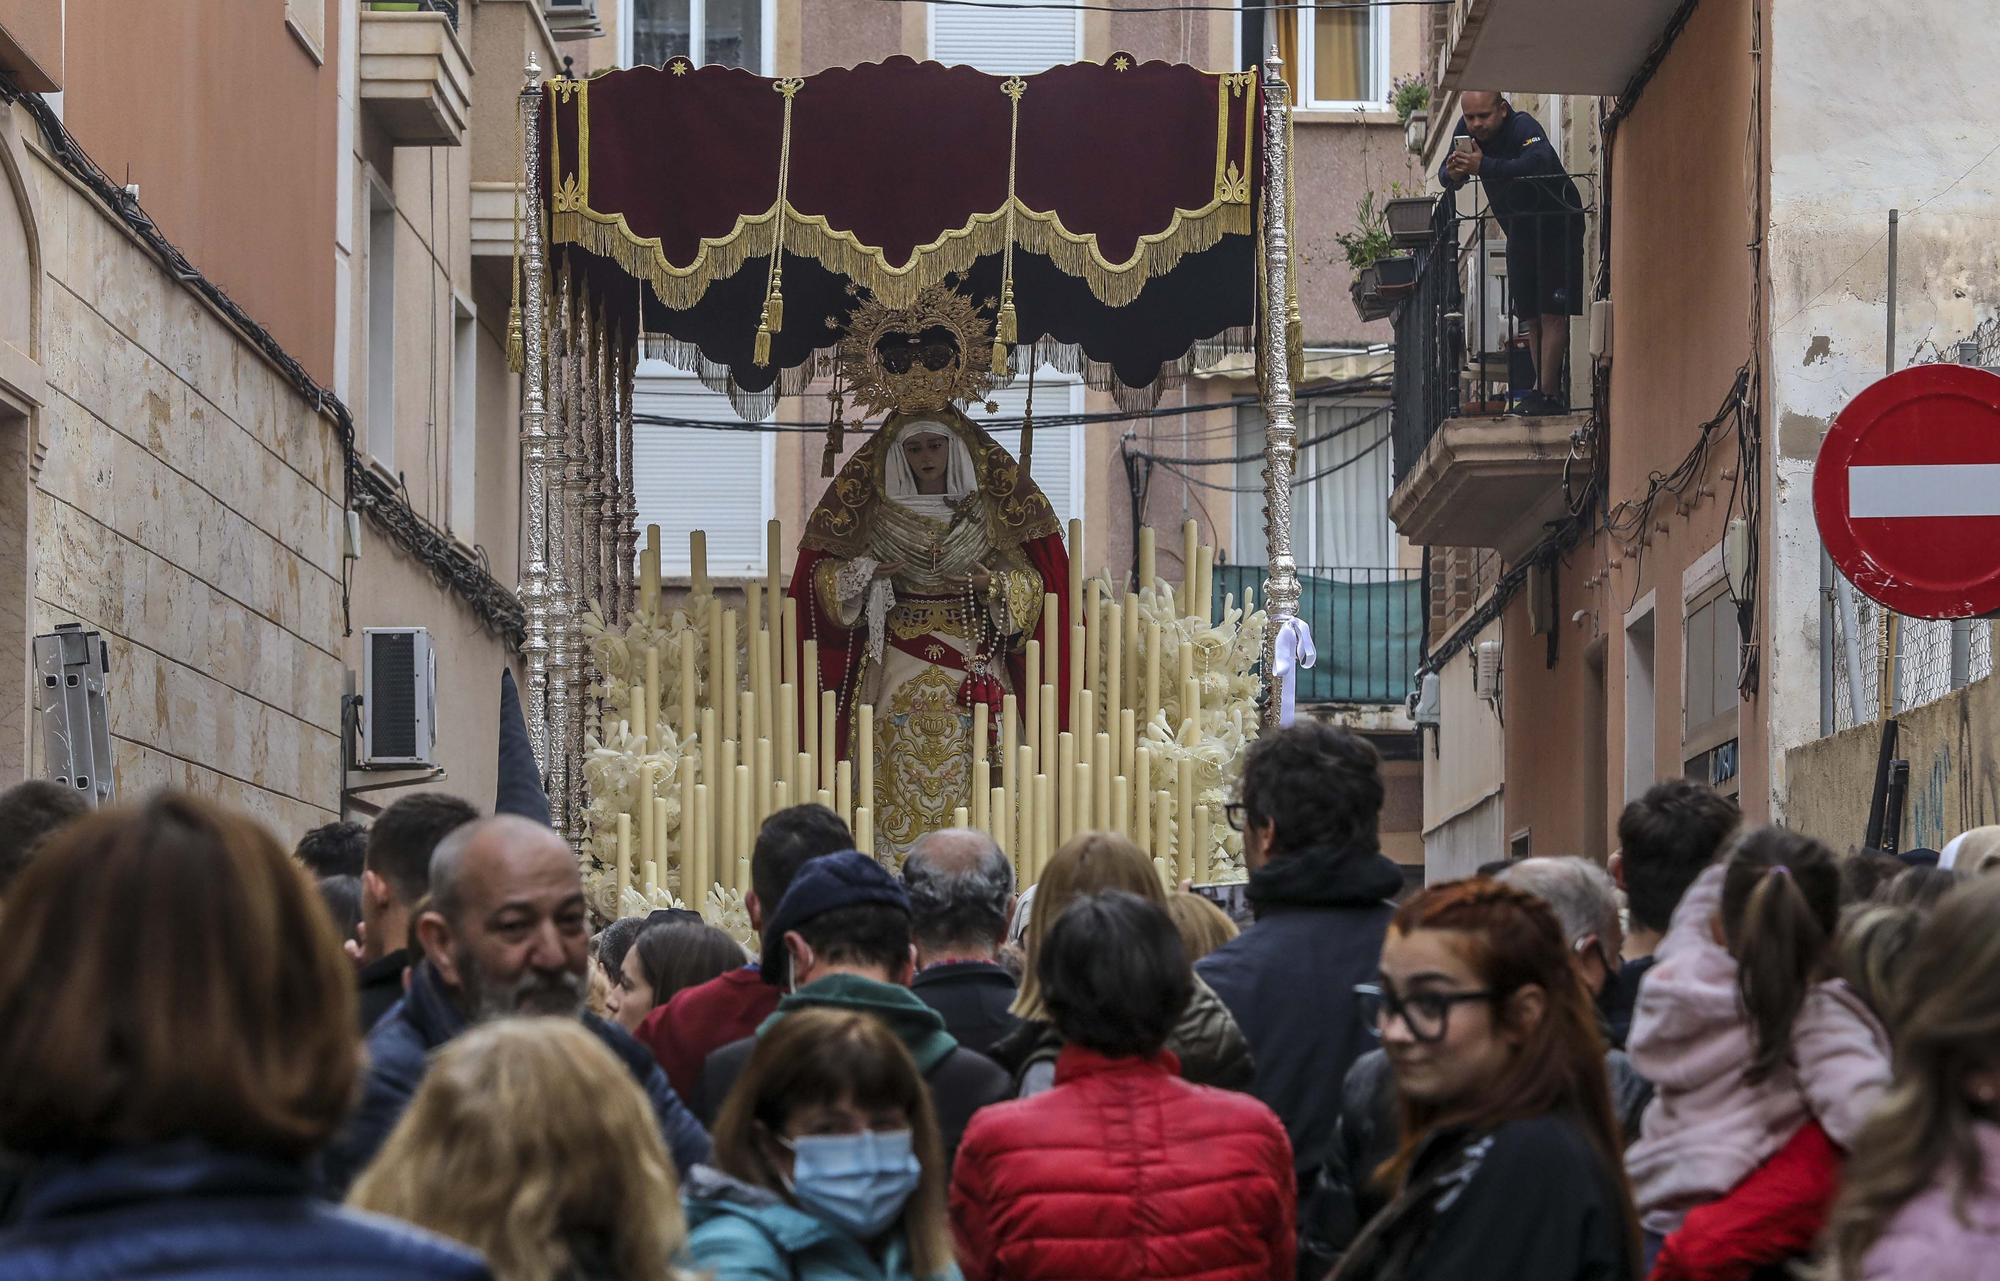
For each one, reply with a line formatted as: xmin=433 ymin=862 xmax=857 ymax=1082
xmin=997 ymin=295 xmax=1017 ymax=346
xmin=506 ymin=303 xmax=524 ymax=374
xmin=991 ymin=339 xmax=1009 ymax=376
xmin=754 ymin=323 xmax=772 ymax=367
xmin=767 ymin=289 xmax=784 ymax=335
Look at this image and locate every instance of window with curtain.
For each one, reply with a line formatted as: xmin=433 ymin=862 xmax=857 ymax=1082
xmin=1233 ymin=398 xmax=1393 ymax=569
xmin=626 ymin=0 xmax=768 ymax=72
xmin=972 ymin=370 xmax=1086 ymax=524
xmin=1241 ymin=2 xmax=1384 ymax=108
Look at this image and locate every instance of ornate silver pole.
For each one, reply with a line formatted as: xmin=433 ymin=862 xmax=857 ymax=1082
xmin=619 ymin=332 xmax=640 ymax=621
xmin=1258 ymin=48 xmax=1299 ymax=732
xmin=546 ymin=264 xmax=575 ymax=836
xmin=564 ymin=288 xmax=593 ymax=833
xmin=590 ymin=315 xmax=612 ymax=627
xmin=518 ymin=59 xmax=553 ymax=773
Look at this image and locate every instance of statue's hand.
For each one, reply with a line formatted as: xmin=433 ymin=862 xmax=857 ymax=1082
xmin=970 ymin=565 xmax=994 ymax=594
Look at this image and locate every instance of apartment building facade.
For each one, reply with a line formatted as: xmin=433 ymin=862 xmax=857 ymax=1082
xmin=1392 ymin=0 xmax=2000 ymax=874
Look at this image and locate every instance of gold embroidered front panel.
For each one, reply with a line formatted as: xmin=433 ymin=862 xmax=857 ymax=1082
xmin=875 ymin=665 xmax=972 ymax=857
xmin=889 ymin=599 xmax=975 ymax=642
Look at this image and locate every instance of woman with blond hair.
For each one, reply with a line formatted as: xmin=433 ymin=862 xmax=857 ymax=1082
xmin=1825 ymin=873 xmax=2000 ymax=1279
xmin=350 ymin=1018 xmax=689 ymax=1281
xmin=0 ymin=792 xmax=486 ymax=1280
xmin=990 ymin=830 xmax=1252 ymax=1095
xmin=683 ymin=1006 xmax=958 ymax=1281
xmin=1168 ymin=889 xmax=1241 ymax=962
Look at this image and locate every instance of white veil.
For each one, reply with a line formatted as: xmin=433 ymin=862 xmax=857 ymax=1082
xmin=883 ymin=419 xmax=978 ymax=518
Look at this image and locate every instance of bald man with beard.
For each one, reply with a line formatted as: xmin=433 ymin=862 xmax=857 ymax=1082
xmin=320 ymin=816 xmax=709 ymax=1193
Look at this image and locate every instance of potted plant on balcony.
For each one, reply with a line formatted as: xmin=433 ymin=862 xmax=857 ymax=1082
xmin=1393 ymin=74 xmax=1431 ymax=155
xmin=1383 ymin=193 xmax=1436 ymax=248
xmin=1341 ymin=189 xmax=1420 ymax=319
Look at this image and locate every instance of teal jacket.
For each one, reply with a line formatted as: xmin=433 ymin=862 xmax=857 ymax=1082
xmin=682 ymin=1166 xmax=961 ymax=1281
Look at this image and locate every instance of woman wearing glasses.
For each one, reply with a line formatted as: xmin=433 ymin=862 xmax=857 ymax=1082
xmin=1330 ymin=878 xmax=1640 ymax=1281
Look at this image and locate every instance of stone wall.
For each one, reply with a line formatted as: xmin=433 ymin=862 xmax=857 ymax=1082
xmin=26 ymin=137 xmax=346 ymax=838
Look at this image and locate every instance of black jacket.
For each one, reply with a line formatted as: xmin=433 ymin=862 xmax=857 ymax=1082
xmin=1328 ymin=1116 xmax=1635 ymax=1281
xmin=1195 ymin=841 xmax=1402 ymax=1177
xmin=1302 ymin=1045 xmax=1654 ymax=1276
xmin=910 ymin=960 xmax=1022 ymax=1057
xmin=321 ymin=961 xmax=709 ymax=1195
xmin=355 ymin=947 xmax=411 ymax=1035
xmin=1437 ymin=108 xmax=1582 ymax=225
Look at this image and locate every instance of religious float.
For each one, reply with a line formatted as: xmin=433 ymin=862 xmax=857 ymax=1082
xmin=504 ymin=47 xmax=1305 ymax=930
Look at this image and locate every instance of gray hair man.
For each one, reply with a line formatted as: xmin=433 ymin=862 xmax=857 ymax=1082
xmin=900 ymin=827 xmax=1022 ymax=1055
xmin=321 ymin=816 xmax=709 ymax=1193
xmin=1497 ymin=856 xmax=1624 ymax=999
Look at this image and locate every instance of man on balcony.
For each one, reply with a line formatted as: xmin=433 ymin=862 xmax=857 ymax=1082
xmin=1440 ymin=91 xmax=1585 ymax=416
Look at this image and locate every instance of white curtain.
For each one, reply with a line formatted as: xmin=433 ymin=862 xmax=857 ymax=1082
xmin=1233 ymin=399 xmax=1393 ymax=572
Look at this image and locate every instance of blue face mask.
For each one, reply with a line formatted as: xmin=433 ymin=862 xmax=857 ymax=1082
xmin=779 ymin=1129 xmax=922 ymax=1240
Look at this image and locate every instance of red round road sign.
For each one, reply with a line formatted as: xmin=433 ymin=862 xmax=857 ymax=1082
xmin=1814 ymin=363 xmax=2000 ymax=620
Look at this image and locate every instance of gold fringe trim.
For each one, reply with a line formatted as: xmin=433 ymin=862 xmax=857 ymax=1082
xmin=550 ymin=197 xmax=1249 ymax=312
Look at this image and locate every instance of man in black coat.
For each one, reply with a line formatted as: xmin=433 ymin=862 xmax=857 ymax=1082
xmin=900 ymin=828 xmax=1023 ymax=1056
xmin=1440 ymin=91 xmax=1586 ymax=415
xmin=353 ymin=793 xmax=477 ymax=1034
xmin=1196 ymin=722 xmax=1403 ymax=1191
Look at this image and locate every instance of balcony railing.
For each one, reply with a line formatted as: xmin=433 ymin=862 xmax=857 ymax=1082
xmin=369 ymin=0 xmax=458 ymax=28
xmin=1212 ymin=566 xmax=1425 ymax=707
xmin=1389 ymin=179 xmax=1596 ymax=484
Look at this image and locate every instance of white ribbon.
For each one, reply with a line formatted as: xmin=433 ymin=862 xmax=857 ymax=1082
xmin=1273 ymin=615 xmax=1316 ymax=727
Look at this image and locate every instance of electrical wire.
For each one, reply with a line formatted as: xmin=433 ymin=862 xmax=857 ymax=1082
xmin=1154 ymin=427 xmax=1389 ymax=492
xmin=1130 ymin=401 xmax=1388 ymax=466
xmin=629 ymin=371 xmax=1389 ymax=433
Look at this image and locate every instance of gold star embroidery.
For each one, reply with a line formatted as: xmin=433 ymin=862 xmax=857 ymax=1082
xmin=1112 ymin=55 xmax=1131 ymax=71
xmin=669 ymin=60 xmax=690 ymax=76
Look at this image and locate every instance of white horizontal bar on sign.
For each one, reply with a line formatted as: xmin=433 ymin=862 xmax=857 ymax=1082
xmin=1849 ymin=464 xmax=2000 ymax=518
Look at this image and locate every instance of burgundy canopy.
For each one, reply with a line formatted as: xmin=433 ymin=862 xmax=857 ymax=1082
xmin=537 ymin=54 xmax=1269 ymax=401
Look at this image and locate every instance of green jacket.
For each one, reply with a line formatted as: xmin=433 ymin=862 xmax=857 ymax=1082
xmin=682 ymin=1166 xmax=959 ymax=1281
xmin=760 ymin=973 xmax=960 ymax=1072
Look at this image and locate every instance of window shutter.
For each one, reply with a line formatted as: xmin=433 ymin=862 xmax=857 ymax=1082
xmin=972 ymin=374 xmax=1082 ymax=524
xmin=631 ymin=373 xmax=769 ymax=576
xmin=930 ymin=0 xmax=1079 ymax=74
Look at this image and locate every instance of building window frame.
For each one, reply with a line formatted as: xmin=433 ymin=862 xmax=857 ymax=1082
xmin=1681 ymin=545 xmax=1742 ymax=797
xmin=630 ymin=363 xmax=777 ymax=578
xmin=1237 ymin=2 xmax=1391 ymax=112
xmin=619 ymin=0 xmax=777 ymax=74
xmin=927 ymin=0 xmax=1084 ymax=76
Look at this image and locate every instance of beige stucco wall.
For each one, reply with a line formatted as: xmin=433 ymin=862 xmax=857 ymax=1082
xmin=21 ymin=129 xmax=346 ymax=836
xmin=341 ymin=0 xmax=527 ymax=816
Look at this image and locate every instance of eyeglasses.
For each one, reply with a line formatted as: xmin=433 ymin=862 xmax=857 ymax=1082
xmin=1224 ymin=802 xmax=1248 ymax=832
xmin=1354 ymin=982 xmax=1497 ymax=1045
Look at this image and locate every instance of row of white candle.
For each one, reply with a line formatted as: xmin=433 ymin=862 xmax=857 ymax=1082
xmin=604 ymin=513 xmax=1236 ymax=905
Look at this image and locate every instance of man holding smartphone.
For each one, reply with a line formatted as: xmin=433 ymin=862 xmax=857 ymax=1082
xmin=1440 ymin=91 xmax=1584 ymax=415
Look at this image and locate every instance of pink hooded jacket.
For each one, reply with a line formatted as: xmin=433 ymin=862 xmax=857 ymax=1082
xmin=1624 ymin=864 xmax=1890 ymax=1235
xmin=1862 ymin=1123 xmax=2000 ymax=1280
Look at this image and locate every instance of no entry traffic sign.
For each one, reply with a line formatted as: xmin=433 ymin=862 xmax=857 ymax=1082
xmin=1814 ymin=363 xmax=2000 ymax=620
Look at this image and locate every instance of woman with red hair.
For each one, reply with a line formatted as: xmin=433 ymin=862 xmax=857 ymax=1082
xmin=1331 ymin=879 xmax=1640 ymax=1281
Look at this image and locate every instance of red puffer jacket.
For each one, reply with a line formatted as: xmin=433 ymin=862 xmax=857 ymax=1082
xmin=949 ymin=1045 xmax=1296 ymax=1281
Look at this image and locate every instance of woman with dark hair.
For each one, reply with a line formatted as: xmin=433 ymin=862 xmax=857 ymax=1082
xmin=0 ymin=792 xmax=488 ymax=1280
xmin=607 ymin=920 xmax=747 ymax=1034
xmin=952 ymin=891 xmax=1294 ymax=1281
xmin=682 ymin=1006 xmax=959 ymax=1281
xmin=1331 ymin=879 xmax=1638 ymax=1281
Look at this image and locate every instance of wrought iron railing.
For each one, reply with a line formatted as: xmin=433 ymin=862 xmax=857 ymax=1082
xmin=1213 ymin=566 xmax=1426 ymax=706
xmin=1389 ymin=177 xmax=1597 ymax=485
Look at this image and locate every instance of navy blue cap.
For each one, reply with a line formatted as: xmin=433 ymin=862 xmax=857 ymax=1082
xmin=766 ymin=850 xmax=909 ymax=943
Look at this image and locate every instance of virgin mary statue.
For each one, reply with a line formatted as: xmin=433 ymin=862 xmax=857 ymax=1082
xmin=788 ymin=407 xmax=1071 ymax=856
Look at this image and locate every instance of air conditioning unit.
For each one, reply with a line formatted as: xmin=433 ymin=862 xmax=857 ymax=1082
xmin=1409 ymin=671 xmax=1441 ymax=726
xmin=362 ymin=627 xmax=438 ymax=768
xmin=1473 ymin=639 xmax=1503 ymax=701
xmin=543 ymin=0 xmax=605 ymax=40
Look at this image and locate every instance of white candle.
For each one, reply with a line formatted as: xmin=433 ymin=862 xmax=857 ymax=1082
xmin=689 ymin=528 xmax=709 ymax=593
xmin=615 ymin=812 xmax=632 ymax=911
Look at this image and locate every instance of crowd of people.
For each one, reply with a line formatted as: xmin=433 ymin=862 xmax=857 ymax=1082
xmin=1 ymin=721 xmax=1999 ymax=1280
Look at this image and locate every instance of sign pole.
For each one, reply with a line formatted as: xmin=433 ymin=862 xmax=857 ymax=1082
xmin=1877 ymin=209 xmax=1900 ymax=723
